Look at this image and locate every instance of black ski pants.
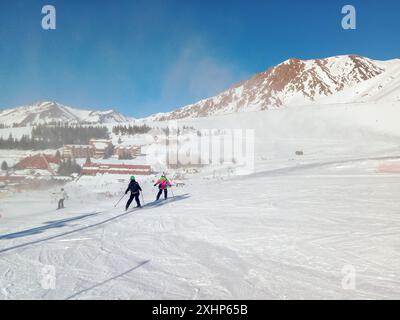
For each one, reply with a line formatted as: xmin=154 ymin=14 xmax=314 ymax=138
xmin=58 ymin=199 xmax=64 ymax=209
xmin=126 ymin=192 xmax=141 ymax=210
xmin=157 ymin=189 xmax=168 ymax=200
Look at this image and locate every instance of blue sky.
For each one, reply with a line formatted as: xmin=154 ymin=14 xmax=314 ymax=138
xmin=0 ymin=0 xmax=399 ymax=117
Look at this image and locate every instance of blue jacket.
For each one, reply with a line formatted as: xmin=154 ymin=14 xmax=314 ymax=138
xmin=125 ymin=181 xmax=142 ymax=194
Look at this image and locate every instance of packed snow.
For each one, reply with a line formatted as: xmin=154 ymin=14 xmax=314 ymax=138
xmin=1 ymin=101 xmax=400 ymax=299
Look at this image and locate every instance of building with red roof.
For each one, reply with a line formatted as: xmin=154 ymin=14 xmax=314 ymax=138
xmin=14 ymin=154 xmax=62 ymax=175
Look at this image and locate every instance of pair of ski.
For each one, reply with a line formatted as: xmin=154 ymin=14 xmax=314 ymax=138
xmin=125 ymin=197 xmax=175 ymax=213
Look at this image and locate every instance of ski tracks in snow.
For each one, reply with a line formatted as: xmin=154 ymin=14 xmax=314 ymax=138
xmin=0 ymin=195 xmax=192 ymax=299
xmin=1 ymin=171 xmax=400 ymax=299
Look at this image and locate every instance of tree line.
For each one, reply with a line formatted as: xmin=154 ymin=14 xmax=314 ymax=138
xmin=0 ymin=124 xmax=110 ymax=150
xmin=112 ymin=124 xmax=152 ymax=136
xmin=1 ymin=160 xmax=8 ymax=171
xmin=112 ymin=124 xmax=200 ymax=137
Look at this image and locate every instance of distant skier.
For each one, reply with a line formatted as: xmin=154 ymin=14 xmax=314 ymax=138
xmin=55 ymin=188 xmax=69 ymax=210
xmin=125 ymin=176 xmax=142 ymax=210
xmin=154 ymin=175 xmax=172 ymax=200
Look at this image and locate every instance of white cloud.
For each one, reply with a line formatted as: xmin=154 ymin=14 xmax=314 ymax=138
xmin=161 ymin=40 xmax=245 ymax=108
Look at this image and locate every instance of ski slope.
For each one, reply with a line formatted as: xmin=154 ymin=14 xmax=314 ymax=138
xmin=1 ymin=161 xmax=400 ymax=299
xmin=1 ymin=102 xmax=400 ymax=299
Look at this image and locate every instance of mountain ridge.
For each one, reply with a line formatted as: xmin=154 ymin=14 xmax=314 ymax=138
xmin=1 ymin=55 xmax=399 ymax=126
xmin=0 ymin=101 xmax=132 ymax=126
xmin=146 ymin=55 xmax=400 ymax=121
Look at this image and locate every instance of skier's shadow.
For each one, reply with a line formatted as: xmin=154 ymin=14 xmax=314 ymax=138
xmin=66 ymin=260 xmax=151 ymax=300
xmin=0 ymin=212 xmax=100 ymax=240
xmin=143 ymin=193 xmax=191 ymax=209
xmin=0 ymin=194 xmax=191 ymax=241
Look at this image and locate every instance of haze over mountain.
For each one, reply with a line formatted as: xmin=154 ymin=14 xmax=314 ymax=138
xmin=147 ymin=55 xmax=400 ymax=121
xmin=1 ymin=55 xmax=399 ymax=126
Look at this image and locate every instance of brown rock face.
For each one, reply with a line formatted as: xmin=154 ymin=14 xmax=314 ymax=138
xmin=154 ymin=55 xmax=386 ymax=120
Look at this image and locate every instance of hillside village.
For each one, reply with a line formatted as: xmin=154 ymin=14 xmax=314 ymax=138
xmin=0 ymin=120 xmax=212 ymax=197
xmin=0 ymin=135 xmax=149 ymax=193
xmin=2 ymin=55 xmax=400 ymax=198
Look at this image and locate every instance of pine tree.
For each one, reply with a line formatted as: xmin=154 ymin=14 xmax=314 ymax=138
xmin=103 ymin=144 xmax=114 ymax=159
xmin=1 ymin=160 xmax=8 ymax=171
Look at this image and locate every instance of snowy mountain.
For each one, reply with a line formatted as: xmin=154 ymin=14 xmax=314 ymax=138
xmin=2 ymin=55 xmax=399 ymax=126
xmin=0 ymin=101 xmax=131 ymax=126
xmin=319 ymin=58 xmax=400 ymax=104
xmin=148 ymin=55 xmax=400 ymax=121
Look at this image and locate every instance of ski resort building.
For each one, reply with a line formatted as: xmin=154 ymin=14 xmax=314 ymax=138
xmin=14 ymin=154 xmax=62 ymax=175
xmin=81 ymin=163 xmax=152 ymax=176
xmin=113 ymin=145 xmax=142 ymax=158
xmin=63 ymin=145 xmax=95 ymax=159
xmin=89 ymin=139 xmax=114 ymax=158
xmin=62 ymin=140 xmax=114 ymax=159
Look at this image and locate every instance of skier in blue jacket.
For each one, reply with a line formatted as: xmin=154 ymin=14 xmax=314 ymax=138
xmin=125 ymin=176 xmax=142 ymax=210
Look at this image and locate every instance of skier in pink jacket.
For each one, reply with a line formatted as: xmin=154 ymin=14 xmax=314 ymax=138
xmin=154 ymin=175 xmax=172 ymax=200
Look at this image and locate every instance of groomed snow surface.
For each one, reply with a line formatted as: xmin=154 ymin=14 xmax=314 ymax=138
xmin=1 ymin=102 xmax=400 ymax=300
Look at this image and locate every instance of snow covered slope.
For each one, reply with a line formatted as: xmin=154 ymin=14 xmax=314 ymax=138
xmin=148 ymin=55 xmax=399 ymax=121
xmin=1 ymin=159 xmax=400 ymax=299
xmin=0 ymin=101 xmax=131 ymax=126
xmin=319 ymin=58 xmax=400 ymax=104
xmin=1 ymin=102 xmax=400 ymax=299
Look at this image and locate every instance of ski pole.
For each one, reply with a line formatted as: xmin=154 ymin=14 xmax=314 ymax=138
xmin=170 ymin=187 xmax=175 ymax=200
xmin=141 ymin=192 xmax=145 ymax=205
xmin=114 ymin=194 xmax=126 ymax=208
